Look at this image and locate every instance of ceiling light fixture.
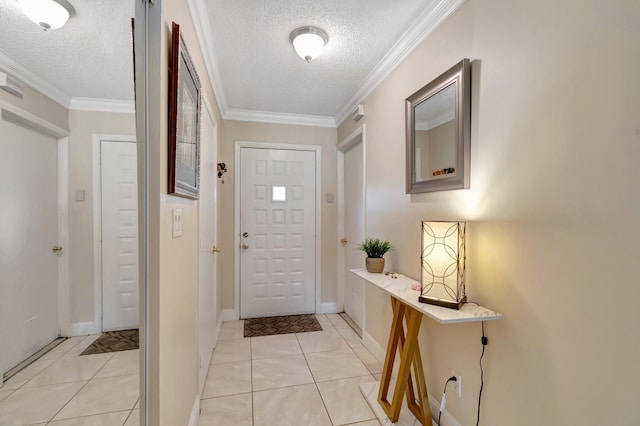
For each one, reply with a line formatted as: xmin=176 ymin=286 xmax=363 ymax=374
xmin=289 ymin=26 xmax=328 ymax=63
xmin=18 ymin=0 xmax=75 ymax=30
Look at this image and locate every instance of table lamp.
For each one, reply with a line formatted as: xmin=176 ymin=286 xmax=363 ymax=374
xmin=419 ymin=221 xmax=466 ymax=309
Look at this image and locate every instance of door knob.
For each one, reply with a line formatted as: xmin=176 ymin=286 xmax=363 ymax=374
xmin=340 ymin=238 xmax=348 ymax=245
xmin=242 ymin=243 xmax=249 ymax=250
xmin=52 ymin=245 xmax=63 ymax=253
xmin=211 ymin=246 xmax=221 ymax=254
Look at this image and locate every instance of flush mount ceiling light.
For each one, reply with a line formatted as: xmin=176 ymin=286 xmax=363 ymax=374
xmin=18 ymin=0 xmax=75 ymax=30
xmin=289 ymin=26 xmax=328 ymax=63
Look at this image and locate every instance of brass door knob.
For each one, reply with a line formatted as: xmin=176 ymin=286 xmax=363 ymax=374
xmin=241 ymin=243 xmax=249 ymax=250
xmin=52 ymin=245 xmax=63 ymax=253
xmin=340 ymin=238 xmax=348 ymax=245
xmin=211 ymin=246 xmax=221 ymax=254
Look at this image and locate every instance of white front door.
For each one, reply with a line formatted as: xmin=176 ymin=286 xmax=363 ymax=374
xmin=0 ymin=118 xmax=59 ymax=373
xmin=240 ymin=147 xmax=316 ymax=319
xmin=198 ymin=109 xmax=218 ymax=393
xmin=101 ymin=140 xmax=139 ymax=331
xmin=343 ymin=142 xmax=365 ymax=329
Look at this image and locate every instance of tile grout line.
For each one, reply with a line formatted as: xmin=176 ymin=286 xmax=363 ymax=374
xmin=203 ymin=317 xmax=375 ymax=425
xmin=249 ymin=333 xmax=255 ymax=426
xmin=299 ymin=333 xmax=335 ymax=425
xmin=44 ymin=338 xmax=133 ymax=423
xmin=43 ymin=337 xmax=98 ymax=423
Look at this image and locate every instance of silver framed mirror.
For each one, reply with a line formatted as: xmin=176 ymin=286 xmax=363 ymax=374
xmin=406 ymin=58 xmax=470 ymax=193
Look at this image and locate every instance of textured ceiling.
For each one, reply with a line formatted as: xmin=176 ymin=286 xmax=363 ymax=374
xmin=0 ymin=0 xmax=460 ymax=123
xmin=0 ymin=0 xmax=134 ymax=103
xmin=205 ymin=0 xmax=438 ymax=119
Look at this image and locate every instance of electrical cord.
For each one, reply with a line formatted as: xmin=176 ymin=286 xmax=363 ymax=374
xmin=437 ymin=375 xmax=457 ymax=425
xmin=476 ymin=321 xmax=487 ymax=426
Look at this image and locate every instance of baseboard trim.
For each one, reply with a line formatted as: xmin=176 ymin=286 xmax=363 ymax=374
xmin=361 ymin=331 xmax=461 ymax=426
xmin=222 ymin=309 xmax=236 ymax=322
xmin=68 ymin=321 xmax=98 ymax=337
xmin=188 ymin=396 xmax=200 ymax=426
xmin=361 ymin=381 xmax=460 ymax=426
xmin=213 ymin=312 xmax=224 ymax=348
xmin=317 ymin=302 xmax=339 ymax=314
xmin=428 ymin=393 xmax=461 ymax=426
xmin=362 ymin=330 xmax=386 ymax=364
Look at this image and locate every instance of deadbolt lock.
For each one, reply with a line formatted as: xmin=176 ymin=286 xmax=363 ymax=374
xmin=340 ymin=238 xmax=348 ymax=245
xmin=52 ymin=245 xmax=63 ymax=253
xmin=242 ymin=232 xmax=249 ymax=238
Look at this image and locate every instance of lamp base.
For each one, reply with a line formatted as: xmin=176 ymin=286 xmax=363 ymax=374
xmin=418 ymin=295 xmax=466 ymax=310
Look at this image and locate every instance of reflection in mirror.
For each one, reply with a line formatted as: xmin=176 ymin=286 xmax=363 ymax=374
xmin=414 ymin=83 xmax=456 ymax=182
xmin=406 ymin=58 xmax=471 ymax=194
xmin=0 ymin=0 xmax=142 ymax=424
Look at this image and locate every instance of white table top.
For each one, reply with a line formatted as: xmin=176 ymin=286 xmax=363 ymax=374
xmin=350 ymin=269 xmax=502 ymax=324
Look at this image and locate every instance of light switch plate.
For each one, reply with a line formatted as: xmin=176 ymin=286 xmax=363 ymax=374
xmin=172 ymin=208 xmax=182 ymax=238
xmin=326 ymin=192 xmax=334 ymax=203
xmin=74 ymin=190 xmax=85 ymax=202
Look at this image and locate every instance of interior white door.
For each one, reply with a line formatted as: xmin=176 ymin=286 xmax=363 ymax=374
xmin=0 ymin=118 xmax=59 ymax=373
xmin=240 ymin=147 xmax=316 ymax=318
xmin=343 ymin=142 xmax=365 ymax=329
xmin=101 ymin=140 xmax=139 ymax=331
xmin=198 ymin=111 xmax=217 ymax=393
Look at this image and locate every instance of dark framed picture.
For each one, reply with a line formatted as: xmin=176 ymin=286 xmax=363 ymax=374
xmin=168 ymin=22 xmax=202 ymax=199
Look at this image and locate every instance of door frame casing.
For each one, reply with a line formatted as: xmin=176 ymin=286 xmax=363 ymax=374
xmin=234 ymin=141 xmax=322 ymax=320
xmin=92 ymin=133 xmax=137 ymax=335
xmin=337 ymin=125 xmax=366 ymax=323
xmin=197 ymin=95 xmax=219 ymax=394
xmin=0 ymin=101 xmax=70 ymax=361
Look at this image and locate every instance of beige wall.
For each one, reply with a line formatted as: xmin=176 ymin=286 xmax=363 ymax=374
xmin=0 ymin=80 xmax=137 ymax=328
xmin=337 ymin=0 xmax=640 ymax=424
xmin=146 ymin=0 xmax=224 ymax=424
xmin=428 ymin=120 xmax=455 ymax=173
xmin=0 ymin=76 xmax=68 ymax=131
xmin=219 ymin=120 xmax=338 ymax=312
xmin=67 ymin=110 xmax=136 ymax=324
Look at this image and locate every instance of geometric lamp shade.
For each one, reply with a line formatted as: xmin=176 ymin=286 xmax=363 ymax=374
xmin=419 ymin=221 xmax=466 ymax=310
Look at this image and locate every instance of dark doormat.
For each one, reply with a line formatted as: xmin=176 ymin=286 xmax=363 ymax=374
xmin=244 ymin=314 xmax=322 ymax=337
xmin=80 ymin=329 xmax=139 ymax=355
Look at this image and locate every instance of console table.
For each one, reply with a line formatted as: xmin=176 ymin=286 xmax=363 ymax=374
xmin=350 ymin=269 xmax=502 ymax=425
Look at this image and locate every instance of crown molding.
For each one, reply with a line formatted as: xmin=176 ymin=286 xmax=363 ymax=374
xmin=224 ymin=108 xmax=336 ymax=128
xmin=0 ymin=48 xmax=70 ymax=108
xmin=69 ymin=97 xmax=135 ymax=114
xmin=334 ymin=0 xmax=467 ymax=126
xmin=187 ymin=0 xmax=228 ymax=116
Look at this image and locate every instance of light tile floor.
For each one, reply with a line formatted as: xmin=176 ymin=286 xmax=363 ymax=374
xmin=0 ymin=335 xmax=139 ymax=426
xmin=198 ymin=314 xmax=384 ymax=426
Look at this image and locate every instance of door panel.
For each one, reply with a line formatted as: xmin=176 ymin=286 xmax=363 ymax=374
xmin=0 ymin=118 xmax=59 ymax=372
xmin=198 ymin=111 xmax=217 ymax=393
xmin=344 ymin=142 xmax=365 ymax=329
xmin=101 ymin=140 xmax=139 ymax=331
xmin=240 ymin=148 xmax=316 ymax=318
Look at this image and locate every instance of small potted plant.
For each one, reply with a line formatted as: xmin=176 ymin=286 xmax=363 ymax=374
xmin=358 ymin=238 xmax=391 ymax=273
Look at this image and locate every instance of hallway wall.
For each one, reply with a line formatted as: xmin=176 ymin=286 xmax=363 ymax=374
xmin=219 ymin=120 xmax=338 ymax=315
xmin=337 ymin=0 xmax=640 ymax=424
xmin=0 ymin=76 xmax=68 ymax=130
xmin=145 ymin=0 xmax=224 ymax=425
xmin=68 ymin=110 xmax=136 ymax=326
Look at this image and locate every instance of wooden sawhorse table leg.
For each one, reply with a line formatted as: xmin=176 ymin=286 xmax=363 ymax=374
xmin=378 ymin=297 xmax=432 ymax=425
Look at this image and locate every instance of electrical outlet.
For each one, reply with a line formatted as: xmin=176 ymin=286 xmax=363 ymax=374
xmin=451 ymin=370 xmax=462 ymax=398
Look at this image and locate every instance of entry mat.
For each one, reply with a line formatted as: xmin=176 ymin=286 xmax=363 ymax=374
xmin=81 ymin=329 xmax=139 ymax=355
xmin=244 ymin=314 xmax=323 ymax=337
